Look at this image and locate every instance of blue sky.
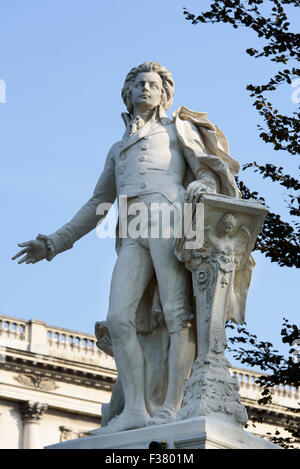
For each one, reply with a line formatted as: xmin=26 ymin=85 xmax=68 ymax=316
xmin=1 ymin=0 xmax=299 ymax=366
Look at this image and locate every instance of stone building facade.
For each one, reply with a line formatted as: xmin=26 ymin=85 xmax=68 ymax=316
xmin=0 ymin=313 xmax=298 ymax=449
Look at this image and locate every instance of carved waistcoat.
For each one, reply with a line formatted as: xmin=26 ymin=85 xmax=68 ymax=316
xmin=114 ymin=121 xmax=187 ymax=203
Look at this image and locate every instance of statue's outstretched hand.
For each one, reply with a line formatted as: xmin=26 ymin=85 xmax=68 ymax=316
xmin=11 ymin=239 xmax=48 ymax=264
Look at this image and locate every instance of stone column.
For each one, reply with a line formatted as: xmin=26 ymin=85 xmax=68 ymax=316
xmin=175 ymin=193 xmax=268 ymax=427
xmin=20 ymin=401 xmax=48 ymax=449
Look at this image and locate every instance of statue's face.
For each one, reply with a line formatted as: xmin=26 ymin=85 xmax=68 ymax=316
xmin=221 ymin=216 xmax=237 ymax=235
xmin=130 ymin=72 xmax=163 ymax=112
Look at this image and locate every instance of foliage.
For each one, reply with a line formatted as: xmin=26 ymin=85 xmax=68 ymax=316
xmin=227 ymin=319 xmax=300 ymax=448
xmin=237 ymin=179 xmax=299 ymax=267
xmin=183 ymin=0 xmax=300 ymax=268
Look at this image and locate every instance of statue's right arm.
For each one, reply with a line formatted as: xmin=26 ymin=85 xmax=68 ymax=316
xmin=12 ymin=144 xmax=117 ymax=264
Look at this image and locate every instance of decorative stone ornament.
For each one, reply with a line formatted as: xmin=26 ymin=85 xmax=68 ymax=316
xmin=14 ymin=373 xmax=58 ymax=391
xmin=19 ymin=401 xmax=48 ymax=422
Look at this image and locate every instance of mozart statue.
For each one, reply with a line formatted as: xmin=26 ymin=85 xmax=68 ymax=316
xmin=12 ymin=61 xmax=251 ymax=434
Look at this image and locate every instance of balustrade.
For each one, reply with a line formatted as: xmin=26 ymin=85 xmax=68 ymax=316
xmin=231 ymin=368 xmax=299 ymax=400
xmin=0 ymin=316 xmax=26 ymax=341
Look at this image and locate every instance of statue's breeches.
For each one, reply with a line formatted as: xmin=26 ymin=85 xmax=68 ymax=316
xmin=106 ymin=194 xmax=193 ymax=342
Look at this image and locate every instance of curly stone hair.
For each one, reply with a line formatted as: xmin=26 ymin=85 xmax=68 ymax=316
xmin=121 ymin=61 xmax=174 ymax=114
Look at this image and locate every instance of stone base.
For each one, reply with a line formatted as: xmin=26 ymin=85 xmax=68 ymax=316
xmin=178 ymin=355 xmax=248 ymax=426
xmin=46 ymin=416 xmax=279 ymax=449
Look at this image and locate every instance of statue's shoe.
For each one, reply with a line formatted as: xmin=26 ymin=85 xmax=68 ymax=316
xmin=147 ymin=406 xmax=177 ymax=426
xmin=93 ymin=410 xmax=148 ymax=434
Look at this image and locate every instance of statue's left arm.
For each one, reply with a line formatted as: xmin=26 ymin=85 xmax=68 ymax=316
xmin=175 ymin=114 xmax=240 ymax=199
xmin=180 ymin=124 xmax=220 ymax=199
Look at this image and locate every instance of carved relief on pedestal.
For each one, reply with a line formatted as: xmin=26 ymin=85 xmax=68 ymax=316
xmin=193 ymin=259 xmax=218 ymax=304
xmin=210 ymin=322 xmax=227 ymax=354
xmin=178 ymin=355 xmax=248 ymax=425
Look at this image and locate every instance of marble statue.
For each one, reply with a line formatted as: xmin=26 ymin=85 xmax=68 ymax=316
xmin=12 ymin=61 xmax=267 ymax=435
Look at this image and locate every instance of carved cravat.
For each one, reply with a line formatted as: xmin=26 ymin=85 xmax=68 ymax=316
xmin=128 ymin=115 xmax=145 ymax=135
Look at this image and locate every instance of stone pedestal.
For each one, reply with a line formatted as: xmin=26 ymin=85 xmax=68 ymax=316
xmin=46 ymin=416 xmax=279 ymax=449
xmin=175 ymin=194 xmax=268 ymax=428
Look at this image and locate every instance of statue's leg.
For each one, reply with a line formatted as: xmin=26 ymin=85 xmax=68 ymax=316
xmin=148 ymin=237 xmax=196 ymax=425
xmin=153 ymin=327 xmax=196 ymax=422
xmin=100 ymin=237 xmax=154 ymax=433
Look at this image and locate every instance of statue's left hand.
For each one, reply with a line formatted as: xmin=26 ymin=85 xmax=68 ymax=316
xmin=185 ymin=180 xmax=211 ymax=202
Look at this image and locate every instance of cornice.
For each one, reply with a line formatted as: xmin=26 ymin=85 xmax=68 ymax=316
xmin=246 ymin=405 xmax=300 ymax=427
xmin=1 ymin=355 xmax=115 ymax=392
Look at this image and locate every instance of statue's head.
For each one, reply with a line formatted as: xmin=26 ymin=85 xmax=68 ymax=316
xmin=121 ymin=61 xmax=174 ymax=114
xmin=218 ymin=212 xmax=237 ymax=236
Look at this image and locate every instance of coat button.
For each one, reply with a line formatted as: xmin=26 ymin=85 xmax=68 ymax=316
xmin=120 ymin=153 xmax=127 ymax=160
xmin=120 ymin=181 xmax=125 ymax=187
xmin=140 ymin=182 xmax=146 ymax=189
xmin=139 ymin=155 xmax=145 ymax=162
xmin=139 ymin=169 xmax=145 ymax=175
xmin=141 ymin=144 xmax=148 ymax=150
xmin=119 ymin=167 xmax=125 ymax=175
